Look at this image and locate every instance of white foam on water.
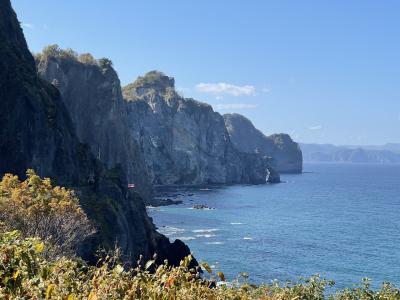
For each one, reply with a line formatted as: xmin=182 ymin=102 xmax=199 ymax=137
xmin=195 ymin=234 xmax=216 ymax=238
xmin=158 ymin=226 xmax=185 ymax=236
xmin=175 ymin=236 xmax=196 ymax=241
xmin=192 ymin=228 xmax=219 ymax=233
xmin=205 ymin=241 xmax=224 ymax=245
xmin=243 ymin=237 xmax=253 ymax=240
xmin=230 ymin=222 xmax=243 ymax=225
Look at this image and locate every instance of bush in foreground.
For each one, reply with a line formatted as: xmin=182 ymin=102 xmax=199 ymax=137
xmin=0 ymin=170 xmax=95 ymax=259
xmin=1 ymin=231 xmax=400 ymax=299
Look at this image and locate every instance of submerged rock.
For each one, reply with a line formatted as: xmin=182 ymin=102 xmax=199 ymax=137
xmin=193 ymin=204 xmax=215 ymax=210
xmin=152 ymin=198 xmax=183 ymax=206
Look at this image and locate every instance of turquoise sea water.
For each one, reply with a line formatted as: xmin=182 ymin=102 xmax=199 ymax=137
xmin=148 ymin=163 xmax=400 ymax=289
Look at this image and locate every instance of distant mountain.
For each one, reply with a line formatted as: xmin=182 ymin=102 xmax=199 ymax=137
xmin=344 ymin=143 xmax=400 ymax=154
xmin=300 ymin=143 xmax=400 ymax=164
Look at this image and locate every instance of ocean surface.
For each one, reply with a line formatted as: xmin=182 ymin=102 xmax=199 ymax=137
xmin=148 ymin=163 xmax=400 ymax=289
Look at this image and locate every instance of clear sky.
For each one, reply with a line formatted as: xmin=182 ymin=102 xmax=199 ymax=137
xmin=12 ymin=0 xmax=400 ymax=145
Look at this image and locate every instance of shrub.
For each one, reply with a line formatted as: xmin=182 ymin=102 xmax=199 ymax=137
xmin=78 ymin=53 xmax=96 ymax=65
xmin=1 ymin=232 xmax=400 ymax=299
xmin=41 ymin=44 xmax=78 ymax=61
xmin=42 ymin=44 xmax=61 ymax=57
xmin=0 ymin=170 xmax=95 ymax=259
xmin=97 ymin=57 xmax=113 ymax=69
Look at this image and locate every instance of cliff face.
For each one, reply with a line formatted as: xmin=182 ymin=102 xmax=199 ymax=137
xmin=123 ymin=71 xmax=267 ymax=186
xmin=223 ymin=113 xmax=303 ymax=173
xmin=0 ymin=0 xmax=189 ymax=265
xmin=36 ymin=52 xmax=153 ymax=201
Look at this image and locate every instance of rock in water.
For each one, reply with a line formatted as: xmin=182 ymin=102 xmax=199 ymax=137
xmin=123 ymin=71 xmax=267 ymax=185
xmin=0 ymin=0 xmax=190 ymax=266
xmin=223 ymin=113 xmax=303 ymax=173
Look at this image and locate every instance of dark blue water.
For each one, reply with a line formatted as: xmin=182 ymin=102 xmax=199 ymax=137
xmin=148 ymin=163 xmax=400 ymax=289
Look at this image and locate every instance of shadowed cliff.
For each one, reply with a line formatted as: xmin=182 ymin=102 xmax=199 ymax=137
xmin=36 ymin=48 xmax=153 ymax=202
xmin=0 ymin=0 xmax=191 ymax=266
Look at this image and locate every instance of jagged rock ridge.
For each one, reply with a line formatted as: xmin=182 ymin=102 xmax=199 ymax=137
xmin=123 ymin=71 xmax=268 ymax=186
xmin=0 ymin=0 xmax=190 ymax=266
xmin=223 ymin=113 xmax=303 ymax=173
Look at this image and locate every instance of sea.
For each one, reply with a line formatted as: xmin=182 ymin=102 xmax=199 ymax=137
xmin=147 ymin=163 xmax=400 ymax=290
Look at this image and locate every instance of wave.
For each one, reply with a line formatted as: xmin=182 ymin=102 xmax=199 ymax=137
xmin=205 ymin=241 xmax=224 ymax=245
xmin=195 ymin=234 xmax=216 ymax=238
xmin=158 ymin=226 xmax=185 ymax=236
xmin=192 ymin=229 xmax=219 ymax=233
xmin=243 ymin=237 xmax=253 ymax=240
xmin=175 ymin=236 xmax=196 ymax=241
xmin=230 ymin=222 xmax=243 ymax=225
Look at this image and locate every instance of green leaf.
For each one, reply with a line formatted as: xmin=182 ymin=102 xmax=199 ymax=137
xmin=145 ymin=260 xmax=155 ymax=270
xmin=34 ymin=241 xmax=44 ymax=253
xmin=183 ymin=255 xmax=192 ymax=268
xmin=201 ymin=262 xmax=212 ymax=274
xmin=12 ymin=270 xmax=20 ymax=280
xmin=217 ymin=271 xmax=225 ymax=281
xmin=45 ymin=284 xmax=55 ymax=299
xmin=114 ymin=264 xmax=124 ymax=274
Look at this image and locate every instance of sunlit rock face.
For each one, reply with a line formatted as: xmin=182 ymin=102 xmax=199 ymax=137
xmin=123 ymin=71 xmax=267 ymax=185
xmin=36 ymin=53 xmax=153 ymax=202
xmin=223 ymin=113 xmax=303 ymax=173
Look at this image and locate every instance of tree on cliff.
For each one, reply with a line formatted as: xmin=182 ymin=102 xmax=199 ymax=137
xmin=0 ymin=170 xmax=95 ymax=259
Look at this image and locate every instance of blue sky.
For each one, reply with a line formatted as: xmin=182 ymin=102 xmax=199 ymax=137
xmin=12 ymin=0 xmax=400 ymax=145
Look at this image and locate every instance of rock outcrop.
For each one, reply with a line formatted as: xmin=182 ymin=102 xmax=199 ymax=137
xmin=223 ymin=113 xmax=303 ymax=173
xmin=36 ymin=50 xmax=153 ymax=201
xmin=0 ymin=0 xmax=190 ymax=266
xmin=123 ymin=71 xmax=267 ymax=186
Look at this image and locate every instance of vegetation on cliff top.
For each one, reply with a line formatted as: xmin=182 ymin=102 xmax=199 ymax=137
xmin=0 ymin=170 xmax=95 ymax=259
xmin=122 ymin=70 xmax=178 ymax=101
xmin=35 ymin=44 xmax=113 ymax=69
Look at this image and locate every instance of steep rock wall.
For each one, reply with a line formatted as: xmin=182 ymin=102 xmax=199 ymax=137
xmin=123 ymin=71 xmax=267 ymax=186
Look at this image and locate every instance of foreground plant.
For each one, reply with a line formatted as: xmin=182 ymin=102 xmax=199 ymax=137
xmin=0 ymin=170 xmax=95 ymax=259
xmin=1 ymin=231 xmax=400 ymax=299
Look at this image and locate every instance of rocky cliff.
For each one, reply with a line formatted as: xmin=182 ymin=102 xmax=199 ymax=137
xmin=0 ymin=0 xmax=190 ymax=266
xmin=123 ymin=71 xmax=267 ymax=186
xmin=223 ymin=113 xmax=303 ymax=173
xmin=36 ymin=50 xmax=153 ymax=201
